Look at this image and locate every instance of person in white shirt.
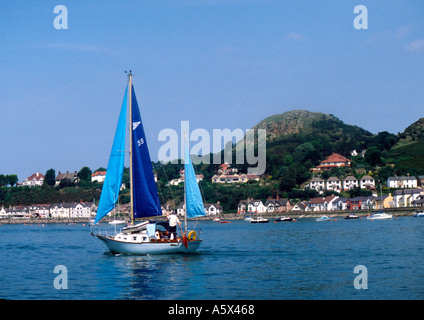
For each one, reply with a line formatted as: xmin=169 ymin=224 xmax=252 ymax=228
xmin=167 ymin=211 xmax=181 ymax=240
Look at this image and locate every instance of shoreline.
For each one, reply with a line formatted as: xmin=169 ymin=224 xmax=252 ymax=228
xmin=0 ymin=208 xmax=420 ymax=224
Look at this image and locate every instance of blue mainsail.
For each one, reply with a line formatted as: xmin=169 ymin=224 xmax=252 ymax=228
xmin=94 ymin=87 xmax=128 ymax=223
xmin=131 ymin=85 xmax=162 ymax=218
xmin=184 ymin=143 xmax=206 ymax=218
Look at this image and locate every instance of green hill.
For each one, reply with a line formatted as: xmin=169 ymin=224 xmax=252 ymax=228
xmin=385 ymin=117 xmax=424 ymax=173
xmin=250 ymin=110 xmax=374 ymax=175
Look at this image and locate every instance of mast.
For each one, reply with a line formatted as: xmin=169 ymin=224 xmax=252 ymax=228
xmin=128 ymin=71 xmax=134 ymax=226
xmin=380 ymin=182 xmax=383 ymax=210
xmin=184 ymin=131 xmax=188 ymax=236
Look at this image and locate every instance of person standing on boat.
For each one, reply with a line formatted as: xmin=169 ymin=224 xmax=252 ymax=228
xmin=168 ymin=211 xmax=181 ymax=240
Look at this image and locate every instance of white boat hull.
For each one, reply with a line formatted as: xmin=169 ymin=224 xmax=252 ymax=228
xmin=414 ymin=211 xmax=424 ymax=217
xmin=367 ymin=213 xmax=392 ymax=220
xmin=250 ymin=219 xmax=269 ymax=223
xmin=95 ymin=234 xmax=202 ymax=255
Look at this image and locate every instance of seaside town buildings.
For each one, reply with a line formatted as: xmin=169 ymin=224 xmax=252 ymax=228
xmin=0 ymin=202 xmax=96 ymax=219
xmin=6 ymin=159 xmax=424 ymax=219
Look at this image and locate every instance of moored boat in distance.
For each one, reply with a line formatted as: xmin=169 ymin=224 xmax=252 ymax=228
xmin=367 ymin=212 xmax=392 ymax=220
xmin=250 ymin=217 xmax=269 ymax=223
xmin=345 ymin=214 xmax=359 ymax=220
xmin=414 ymin=210 xmax=424 ymax=217
xmin=316 ymin=215 xmax=330 ymax=222
xmin=243 ymin=214 xmax=253 ymax=222
xmin=275 ymin=216 xmax=293 ymax=222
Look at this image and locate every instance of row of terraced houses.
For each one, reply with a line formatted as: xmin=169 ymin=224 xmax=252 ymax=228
xmin=0 ymin=202 xmax=96 ymax=219
xmin=237 ymin=190 xmax=424 ymax=214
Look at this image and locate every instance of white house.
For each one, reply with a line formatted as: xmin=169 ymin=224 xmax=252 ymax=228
xmin=264 ymin=197 xmax=292 ymax=213
xmin=343 ymin=176 xmax=358 ymax=190
xmin=30 ymin=204 xmax=51 ymax=218
xmin=91 ymin=171 xmax=107 ymax=183
xmin=333 ymin=198 xmax=349 ymax=211
xmin=393 ymin=189 xmax=423 ymax=207
xmin=177 ymin=202 xmax=223 ymax=216
xmin=22 ymin=171 xmax=45 ymax=187
xmin=6 ymin=206 xmax=30 ymax=218
xmin=70 ymin=203 xmax=93 ymax=218
xmin=0 ymin=206 xmax=9 ymax=218
xmin=326 ymin=177 xmax=342 ymax=192
xmin=204 ymin=203 xmax=223 ymax=215
xmin=237 ymin=198 xmax=267 ymax=213
xmin=360 ymin=175 xmax=375 ymax=189
xmin=305 ymin=195 xmax=339 ymax=211
xmin=361 ymin=196 xmax=376 ymax=210
xmin=308 ymin=177 xmax=325 ymax=192
xmin=50 ymin=203 xmax=73 ymax=218
xmin=290 ymin=202 xmax=306 ymax=211
xmin=387 ymin=176 xmax=418 ymax=189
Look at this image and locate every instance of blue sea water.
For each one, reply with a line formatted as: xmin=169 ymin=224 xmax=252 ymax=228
xmin=0 ymin=217 xmax=423 ymax=300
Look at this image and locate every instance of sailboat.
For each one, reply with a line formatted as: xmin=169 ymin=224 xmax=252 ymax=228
xmin=91 ymin=72 xmax=205 ymax=255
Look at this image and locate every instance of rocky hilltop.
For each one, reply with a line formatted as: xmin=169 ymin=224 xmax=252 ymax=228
xmin=402 ymin=117 xmax=424 ymax=141
xmin=252 ymin=110 xmax=329 ymax=140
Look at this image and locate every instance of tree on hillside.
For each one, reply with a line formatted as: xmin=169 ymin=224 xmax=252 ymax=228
xmin=0 ymin=174 xmax=6 ymax=187
xmin=78 ymin=167 xmax=92 ymax=184
xmin=44 ymin=169 xmax=56 ymax=186
xmin=365 ymin=147 xmax=384 ymax=166
xmin=6 ymin=174 xmax=18 ymax=187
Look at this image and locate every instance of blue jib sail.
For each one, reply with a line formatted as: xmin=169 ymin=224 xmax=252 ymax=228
xmin=184 ymin=143 xmax=206 ymax=218
xmin=94 ymin=87 xmax=128 ymax=223
xmin=131 ymin=85 xmax=162 ymax=218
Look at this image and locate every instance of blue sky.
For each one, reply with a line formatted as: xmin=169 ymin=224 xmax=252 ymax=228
xmin=1 ymin=0 xmax=423 ymax=182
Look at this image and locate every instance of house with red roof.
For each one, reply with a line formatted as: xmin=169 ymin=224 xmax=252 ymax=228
xmin=312 ymin=153 xmax=351 ymax=172
xmin=22 ymin=171 xmax=45 ymax=187
xmin=91 ymin=171 xmax=107 ymax=183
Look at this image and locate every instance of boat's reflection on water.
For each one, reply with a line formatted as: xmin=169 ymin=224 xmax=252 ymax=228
xmin=106 ymin=252 xmax=205 ymax=299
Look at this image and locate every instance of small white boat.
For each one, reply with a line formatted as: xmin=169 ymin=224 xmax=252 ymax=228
xmin=367 ymin=212 xmax=392 ymax=220
xmin=244 ymin=215 xmax=253 ymax=222
xmin=345 ymin=214 xmax=359 ymax=220
xmin=275 ymin=216 xmax=293 ymax=222
xmin=316 ymin=215 xmax=330 ymax=221
xmin=414 ymin=210 xmax=424 ymax=217
xmin=250 ymin=217 xmax=269 ymax=223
